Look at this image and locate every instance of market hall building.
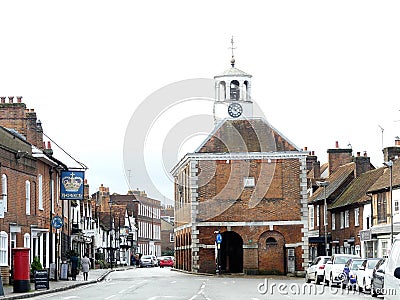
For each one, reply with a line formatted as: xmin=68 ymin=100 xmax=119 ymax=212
xmin=172 ymin=56 xmax=310 ymax=275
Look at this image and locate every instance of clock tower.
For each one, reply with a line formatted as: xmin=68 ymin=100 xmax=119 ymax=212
xmin=213 ymin=38 xmax=253 ymax=124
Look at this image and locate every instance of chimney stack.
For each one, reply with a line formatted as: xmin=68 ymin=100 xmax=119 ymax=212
xmin=16 ymin=96 xmax=22 ymax=103
xmin=8 ymin=96 xmax=14 ymax=103
xmin=327 ymin=141 xmax=352 ymax=176
xmin=383 ymin=138 xmax=400 ymax=162
xmin=0 ymin=97 xmax=5 ymax=103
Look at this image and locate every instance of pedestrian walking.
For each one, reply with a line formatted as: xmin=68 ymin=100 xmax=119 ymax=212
xmin=70 ymin=253 xmax=79 ymax=281
xmin=81 ymin=253 xmax=91 ymax=281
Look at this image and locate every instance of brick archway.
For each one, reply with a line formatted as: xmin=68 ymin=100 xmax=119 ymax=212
xmin=258 ymin=230 xmax=285 ymax=274
xmin=220 ymin=231 xmax=243 ymax=273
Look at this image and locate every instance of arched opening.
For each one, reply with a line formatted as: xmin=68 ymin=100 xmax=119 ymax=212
xmin=230 ymin=80 xmax=240 ymax=101
xmin=243 ymin=81 xmax=249 ymax=100
xmin=220 ymin=231 xmax=243 ymax=273
xmin=218 ymin=81 xmax=226 ymax=100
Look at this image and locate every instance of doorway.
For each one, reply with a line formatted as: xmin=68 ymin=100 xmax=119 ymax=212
xmin=220 ymin=231 xmax=243 ymax=273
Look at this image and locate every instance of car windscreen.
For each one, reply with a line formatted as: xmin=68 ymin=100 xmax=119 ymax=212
xmin=367 ymin=259 xmax=381 ymax=269
xmin=351 ymin=260 xmax=364 ymax=270
xmin=335 ymin=256 xmax=353 ymax=264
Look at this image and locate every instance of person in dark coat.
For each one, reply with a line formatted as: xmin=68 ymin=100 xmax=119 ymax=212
xmin=70 ymin=254 xmax=79 ymax=281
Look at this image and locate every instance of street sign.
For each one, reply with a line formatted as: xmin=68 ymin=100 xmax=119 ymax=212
xmin=51 ymin=215 xmax=63 ymax=229
xmin=216 ymin=233 xmax=222 ymax=244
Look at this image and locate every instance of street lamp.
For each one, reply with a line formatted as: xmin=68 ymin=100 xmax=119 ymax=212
xmin=108 ymin=199 xmax=113 ymax=269
xmin=384 ymin=160 xmax=394 ymax=245
xmin=316 ymin=181 xmax=329 ymax=256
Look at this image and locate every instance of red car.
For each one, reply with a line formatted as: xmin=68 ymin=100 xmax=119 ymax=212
xmin=159 ymin=256 xmax=174 ymax=268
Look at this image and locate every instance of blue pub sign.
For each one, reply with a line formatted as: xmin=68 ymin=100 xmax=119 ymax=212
xmin=60 ymin=170 xmax=85 ymax=200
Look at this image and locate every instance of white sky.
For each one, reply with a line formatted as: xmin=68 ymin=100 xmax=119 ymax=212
xmin=1 ymin=1 xmax=399 ymax=204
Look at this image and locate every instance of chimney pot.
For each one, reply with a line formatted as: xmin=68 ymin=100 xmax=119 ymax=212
xmin=357 ymin=152 xmax=361 ymax=157
xmin=43 ymin=142 xmax=46 ymax=149
xmin=16 ymin=96 xmax=22 ymax=103
xmin=47 ymin=141 xmax=51 ymax=149
xmin=8 ymin=96 xmax=14 ymax=103
xmin=311 ymin=151 xmax=315 ymax=155
xmin=304 ymin=146 xmax=308 ymax=151
xmin=364 ymin=151 xmax=367 ymax=157
xmin=395 ymin=138 xmax=400 ymax=146
xmin=0 ymin=97 xmax=5 ymax=103
xmin=335 ymin=141 xmax=339 ymax=148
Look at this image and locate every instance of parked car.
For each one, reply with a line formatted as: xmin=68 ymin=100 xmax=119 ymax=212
xmin=324 ymin=254 xmax=361 ymax=286
xmin=140 ymin=255 xmax=157 ymax=267
xmin=384 ymin=233 xmax=400 ymax=300
xmin=371 ymin=258 xmax=385 ymax=297
xmin=355 ymin=257 xmax=381 ymax=292
xmin=159 ymin=256 xmax=174 ymax=268
xmin=341 ymin=258 xmax=365 ymax=289
xmin=305 ymin=256 xmax=330 ymax=284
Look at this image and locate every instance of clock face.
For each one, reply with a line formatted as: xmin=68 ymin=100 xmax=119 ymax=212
xmin=228 ymin=103 xmax=243 ymax=118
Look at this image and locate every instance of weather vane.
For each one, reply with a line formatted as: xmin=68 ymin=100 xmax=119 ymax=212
xmin=229 ymin=36 xmax=236 ymax=67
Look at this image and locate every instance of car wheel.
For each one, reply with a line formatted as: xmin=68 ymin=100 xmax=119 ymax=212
xmin=305 ymin=272 xmax=311 ymax=283
xmin=371 ymin=286 xmax=377 ymax=298
xmin=330 ymin=274 xmax=335 ymax=287
xmin=316 ymin=275 xmax=322 ymax=285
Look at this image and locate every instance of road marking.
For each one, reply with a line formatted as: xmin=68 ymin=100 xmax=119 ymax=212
xmin=118 ymin=289 xmax=127 ymax=294
xmin=63 ymin=297 xmax=80 ymax=299
xmin=104 ymin=295 xmax=116 ymax=300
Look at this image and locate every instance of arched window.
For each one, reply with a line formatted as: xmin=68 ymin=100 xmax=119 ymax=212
xmin=1 ymin=174 xmax=7 ymax=213
xmin=0 ymin=231 xmax=8 ymax=266
xmin=24 ymin=233 xmax=30 ymax=248
xmin=266 ymin=237 xmax=278 ymax=246
xmin=230 ymin=80 xmax=240 ymax=100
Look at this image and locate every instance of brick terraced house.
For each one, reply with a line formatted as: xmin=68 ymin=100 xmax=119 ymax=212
xmin=172 ymin=57 xmax=310 ymax=275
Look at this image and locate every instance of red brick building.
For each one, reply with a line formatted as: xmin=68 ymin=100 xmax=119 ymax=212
xmin=172 ymin=60 xmax=309 ymax=275
xmin=0 ymin=96 xmax=71 ymax=282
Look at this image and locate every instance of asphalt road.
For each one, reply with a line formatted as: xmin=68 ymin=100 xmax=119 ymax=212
xmin=29 ymin=267 xmax=382 ymax=300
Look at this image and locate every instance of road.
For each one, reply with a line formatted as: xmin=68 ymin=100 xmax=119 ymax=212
xmin=30 ymin=267 xmax=380 ymax=300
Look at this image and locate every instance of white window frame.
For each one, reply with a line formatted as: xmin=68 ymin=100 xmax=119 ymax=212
xmin=316 ymin=205 xmax=320 ymax=227
xmin=340 ymin=211 xmax=344 ymax=229
xmin=354 ymin=208 xmax=360 ymax=227
xmin=1 ymin=174 xmax=7 ymax=213
xmin=24 ymin=233 xmax=30 ymax=248
xmin=332 ymin=213 xmax=336 ymax=230
xmin=0 ymin=231 xmax=8 ymax=266
xmin=345 ymin=210 xmax=350 ymax=228
xmin=25 ymin=180 xmax=31 ymax=215
xmin=38 ymin=174 xmax=43 ymax=210
xmin=309 ymin=205 xmax=314 ymax=229
xmin=169 ymin=233 xmax=174 ymax=243
xmin=51 ymin=179 xmax=55 ymax=214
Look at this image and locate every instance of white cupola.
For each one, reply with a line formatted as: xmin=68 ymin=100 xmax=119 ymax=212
xmin=213 ymin=39 xmax=253 ymax=124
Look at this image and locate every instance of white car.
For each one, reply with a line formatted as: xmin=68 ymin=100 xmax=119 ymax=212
xmin=355 ymin=258 xmax=381 ymax=292
xmin=305 ymin=256 xmax=330 ymax=284
xmin=385 ymin=234 xmax=400 ymax=300
xmin=324 ymin=254 xmax=361 ymax=286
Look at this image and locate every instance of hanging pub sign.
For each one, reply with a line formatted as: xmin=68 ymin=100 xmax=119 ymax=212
xmin=60 ymin=170 xmax=85 ymax=200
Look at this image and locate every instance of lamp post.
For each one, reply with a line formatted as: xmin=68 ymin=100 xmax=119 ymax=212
xmin=316 ymin=181 xmax=330 ymax=256
xmin=108 ymin=199 xmax=113 ymax=269
xmin=384 ymin=160 xmax=394 ymax=245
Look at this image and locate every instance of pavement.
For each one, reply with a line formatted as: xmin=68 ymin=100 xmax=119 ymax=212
xmin=0 ymin=267 xmax=133 ymax=299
